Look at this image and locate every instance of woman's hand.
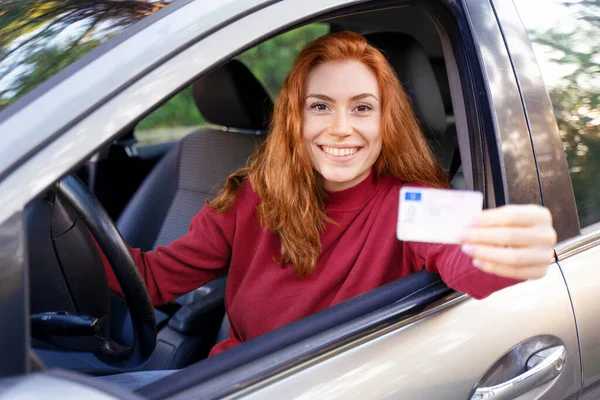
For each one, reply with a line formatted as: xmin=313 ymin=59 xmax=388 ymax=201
xmin=460 ymin=205 xmax=558 ymax=280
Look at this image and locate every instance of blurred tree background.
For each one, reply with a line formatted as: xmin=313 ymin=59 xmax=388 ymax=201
xmin=525 ymin=0 xmax=600 ymax=228
xmin=237 ymin=24 xmax=329 ymax=97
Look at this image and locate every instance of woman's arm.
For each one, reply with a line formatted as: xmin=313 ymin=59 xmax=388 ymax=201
xmin=100 ymin=205 xmax=233 ymax=306
xmin=407 ymin=204 xmax=557 ymax=299
xmin=407 ymin=242 xmax=521 ymax=299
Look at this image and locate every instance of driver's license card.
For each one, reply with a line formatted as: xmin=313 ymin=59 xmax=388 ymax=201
xmin=397 ymin=187 xmax=483 ymax=244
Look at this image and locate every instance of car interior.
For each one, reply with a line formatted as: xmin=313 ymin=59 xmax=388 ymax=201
xmin=25 ymin=4 xmax=469 ymax=395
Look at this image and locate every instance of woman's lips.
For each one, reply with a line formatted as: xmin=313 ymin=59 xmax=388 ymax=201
xmin=319 ymin=145 xmax=362 ymax=161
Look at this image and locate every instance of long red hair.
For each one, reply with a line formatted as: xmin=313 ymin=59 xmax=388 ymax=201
xmin=210 ymin=31 xmax=447 ymax=277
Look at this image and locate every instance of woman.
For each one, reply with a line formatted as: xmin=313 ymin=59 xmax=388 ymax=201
xmin=104 ymin=31 xmax=557 ymax=356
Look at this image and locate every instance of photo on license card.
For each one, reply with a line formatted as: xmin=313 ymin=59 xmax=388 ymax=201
xmin=396 ymin=186 xmax=483 ymax=245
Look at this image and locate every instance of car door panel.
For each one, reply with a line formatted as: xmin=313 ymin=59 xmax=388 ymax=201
xmin=557 ymin=235 xmax=600 ymax=399
xmin=235 ymin=265 xmax=579 ymax=399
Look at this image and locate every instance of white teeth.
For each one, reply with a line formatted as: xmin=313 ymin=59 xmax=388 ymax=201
xmin=321 ymin=146 xmax=359 ymax=157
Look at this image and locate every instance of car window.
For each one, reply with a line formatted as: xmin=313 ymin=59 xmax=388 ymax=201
xmin=237 ymin=23 xmax=329 ymax=96
xmin=0 ymin=0 xmax=176 ymax=113
xmin=514 ymin=0 xmax=600 ymax=230
xmin=133 ymin=23 xmax=328 ymax=147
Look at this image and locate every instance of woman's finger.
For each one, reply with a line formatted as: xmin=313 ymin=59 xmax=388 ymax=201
xmin=462 ymin=243 xmax=555 ymax=266
xmin=476 ymin=261 xmax=549 ymax=280
xmin=462 ymin=226 xmax=557 ymax=248
xmin=473 ymin=205 xmax=553 ymax=228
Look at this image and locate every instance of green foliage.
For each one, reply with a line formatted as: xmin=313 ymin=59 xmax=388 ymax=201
xmin=236 ymin=24 xmax=329 ymax=96
xmin=529 ymin=0 xmax=600 ymax=227
xmin=136 ymin=86 xmax=205 ymax=130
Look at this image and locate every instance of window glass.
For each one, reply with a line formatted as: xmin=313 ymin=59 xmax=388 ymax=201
xmin=514 ymin=0 xmax=600 ymax=229
xmin=134 ymin=85 xmax=204 ymax=147
xmin=134 ymin=23 xmax=328 ymax=147
xmin=237 ymin=23 xmax=329 ymax=96
xmin=0 ymin=0 xmax=175 ymax=113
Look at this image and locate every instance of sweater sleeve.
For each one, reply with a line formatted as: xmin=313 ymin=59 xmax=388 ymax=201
xmin=101 ymin=205 xmax=233 ymax=306
xmin=406 ymin=242 xmax=521 ymax=300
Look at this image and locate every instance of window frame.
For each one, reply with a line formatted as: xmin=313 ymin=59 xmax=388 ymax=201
xmin=43 ymin=0 xmax=541 ymax=396
xmin=0 ymin=0 xmax=545 ymax=391
xmin=162 ymin=0 xmax=546 ymax=393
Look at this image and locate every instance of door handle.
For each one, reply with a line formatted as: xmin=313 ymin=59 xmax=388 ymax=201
xmin=470 ymin=345 xmax=566 ymax=400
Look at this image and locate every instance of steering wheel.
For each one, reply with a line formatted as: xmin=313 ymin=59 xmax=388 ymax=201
xmin=37 ymin=174 xmax=157 ymax=368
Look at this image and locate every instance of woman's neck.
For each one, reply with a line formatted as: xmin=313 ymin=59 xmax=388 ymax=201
xmin=322 ymin=168 xmax=379 ymax=212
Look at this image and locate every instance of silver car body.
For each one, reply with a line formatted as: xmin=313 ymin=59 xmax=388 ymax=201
xmin=0 ymin=0 xmax=597 ymax=399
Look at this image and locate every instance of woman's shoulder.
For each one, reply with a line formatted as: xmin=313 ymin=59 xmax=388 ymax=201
xmin=222 ymin=178 xmax=260 ymax=215
xmin=238 ymin=178 xmax=260 ymax=202
xmin=200 ymin=178 xmax=259 ymax=218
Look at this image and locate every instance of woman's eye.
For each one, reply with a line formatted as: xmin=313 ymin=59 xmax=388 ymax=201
xmin=355 ymin=104 xmax=373 ymax=113
xmin=310 ymin=102 xmax=329 ymax=112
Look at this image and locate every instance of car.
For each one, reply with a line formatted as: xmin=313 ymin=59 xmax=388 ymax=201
xmin=0 ymin=0 xmax=599 ymax=399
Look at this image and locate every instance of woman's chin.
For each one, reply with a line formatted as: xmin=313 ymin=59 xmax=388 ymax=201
xmin=320 ymin=169 xmax=366 ymax=191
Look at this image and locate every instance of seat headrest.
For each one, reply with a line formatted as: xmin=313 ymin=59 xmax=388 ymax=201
xmin=193 ymin=60 xmax=273 ymax=131
xmin=365 ymin=32 xmax=447 ymax=139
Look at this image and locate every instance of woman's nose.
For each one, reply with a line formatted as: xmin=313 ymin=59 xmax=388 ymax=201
xmin=330 ymin=112 xmax=353 ymax=138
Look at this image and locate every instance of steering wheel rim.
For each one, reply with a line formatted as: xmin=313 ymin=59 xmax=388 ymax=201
xmin=56 ymin=174 xmax=156 ymax=368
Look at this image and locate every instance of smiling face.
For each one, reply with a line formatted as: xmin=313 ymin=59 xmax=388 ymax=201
xmin=302 ymin=60 xmax=382 ymax=192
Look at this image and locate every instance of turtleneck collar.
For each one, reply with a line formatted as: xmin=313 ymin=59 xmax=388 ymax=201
xmin=323 ymin=168 xmax=380 ymax=212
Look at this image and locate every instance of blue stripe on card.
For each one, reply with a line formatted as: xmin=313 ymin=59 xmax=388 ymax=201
xmin=405 ymin=192 xmax=421 ymax=201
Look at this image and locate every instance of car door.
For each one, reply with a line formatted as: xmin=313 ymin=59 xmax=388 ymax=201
xmin=503 ymin=0 xmax=600 ymax=398
xmin=186 ymin=0 xmax=580 ymax=398
xmin=139 ymin=0 xmax=580 ymax=398
xmin=0 ymin=0 xmax=582 ymax=399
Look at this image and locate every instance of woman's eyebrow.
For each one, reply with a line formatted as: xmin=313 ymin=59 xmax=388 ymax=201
xmin=305 ymin=93 xmax=379 ymax=101
xmin=305 ymin=93 xmax=334 ymax=101
xmin=350 ymin=93 xmax=379 ymax=101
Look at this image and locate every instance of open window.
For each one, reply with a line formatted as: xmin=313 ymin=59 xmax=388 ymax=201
xmin=22 ymin=0 xmax=498 ymax=397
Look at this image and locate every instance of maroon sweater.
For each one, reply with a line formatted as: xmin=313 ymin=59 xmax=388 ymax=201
xmin=104 ymin=170 xmax=519 ymax=356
